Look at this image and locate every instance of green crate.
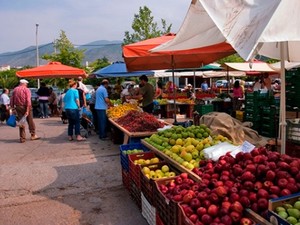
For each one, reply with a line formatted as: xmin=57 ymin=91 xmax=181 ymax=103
xmin=194 ymin=104 xmax=213 ymax=116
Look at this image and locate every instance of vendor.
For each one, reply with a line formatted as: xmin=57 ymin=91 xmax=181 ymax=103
xmin=186 ymin=84 xmax=195 ymax=100
xmin=120 ymin=84 xmax=135 ymax=103
xmin=128 ymin=75 xmax=154 ymax=113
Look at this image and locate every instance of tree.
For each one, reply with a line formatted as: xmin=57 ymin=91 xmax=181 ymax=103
xmin=123 ymin=6 xmax=172 ymax=45
xmin=42 ymin=30 xmax=85 ymax=68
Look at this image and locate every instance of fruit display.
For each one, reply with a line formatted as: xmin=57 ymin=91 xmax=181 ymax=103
xmin=133 ymin=156 xmax=160 ymax=165
xmin=122 ymin=149 xmax=144 ymax=155
xmin=107 ymin=103 xmax=140 ymax=119
xmin=274 ymin=199 xmax=300 ymax=224
xmin=110 ymin=99 xmax=122 ymax=105
xmin=176 ymin=98 xmax=195 ymax=104
xmin=144 ymin=124 xmax=230 ymax=170
xmin=115 ymin=110 xmax=165 ymax=132
xmin=155 ymin=147 xmax=300 ymax=224
xmin=141 ymin=164 xmax=176 ymax=179
xmin=156 ymin=99 xmax=168 ymax=105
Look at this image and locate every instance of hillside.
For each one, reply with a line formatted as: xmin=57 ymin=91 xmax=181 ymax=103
xmin=0 ymin=40 xmax=123 ymax=67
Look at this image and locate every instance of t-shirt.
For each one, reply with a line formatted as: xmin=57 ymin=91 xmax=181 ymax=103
xmin=63 ymin=88 xmax=79 ymax=110
xmin=139 ymin=83 xmax=154 ymax=107
xmin=95 ymin=85 xmax=109 ymax=110
xmin=233 ymin=87 xmax=243 ymax=98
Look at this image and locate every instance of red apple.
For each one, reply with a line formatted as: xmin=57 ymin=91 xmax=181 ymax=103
xmin=257 ymin=198 xmax=268 ymax=210
xmin=280 ymin=188 xmax=291 ymax=196
xmin=239 ymin=189 xmax=249 ymax=197
xmin=230 ymin=201 xmax=244 ymax=213
xmin=229 ymin=193 xmax=240 ymax=202
xmin=196 ymin=207 xmax=207 ymax=217
xmin=180 ymin=172 xmax=189 ymax=179
xmin=190 ymin=198 xmax=201 ymax=209
xmin=257 ymin=189 xmax=269 ymax=199
xmin=265 ymin=170 xmax=276 ymax=181
xmin=214 ymin=186 xmax=228 ymax=198
xmin=221 ymin=215 xmax=233 ymax=225
xmin=230 ymin=211 xmax=242 ymax=223
xmin=182 ymin=193 xmax=193 ymax=203
xmin=189 ymin=214 xmax=199 ymax=223
xmin=277 ymin=178 xmax=288 ymax=189
xmin=248 ymin=192 xmax=257 ymax=203
xmin=207 ymin=204 xmax=219 ymax=217
xmin=269 ymin=185 xmax=281 ymax=195
xmin=201 ymin=214 xmax=212 ymax=225
xmin=197 ymin=191 xmax=208 ymax=201
xmin=209 ymin=192 xmax=219 ymax=204
xmin=239 ymin=196 xmax=251 ymax=208
xmin=241 ymin=171 xmax=255 ymax=182
xmin=240 ymin=217 xmax=254 ymax=225
xmin=254 ymin=181 xmax=263 ymax=190
xmin=286 ymin=183 xmax=299 ymax=193
xmin=245 ymin=164 xmax=256 ymax=174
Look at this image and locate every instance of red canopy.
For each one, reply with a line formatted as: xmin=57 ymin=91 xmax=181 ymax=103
xmin=16 ymin=61 xmax=87 ymax=79
xmin=123 ymin=34 xmax=235 ymax=71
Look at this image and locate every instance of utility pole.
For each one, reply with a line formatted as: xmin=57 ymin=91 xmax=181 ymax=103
xmin=36 ymin=23 xmax=40 ymax=88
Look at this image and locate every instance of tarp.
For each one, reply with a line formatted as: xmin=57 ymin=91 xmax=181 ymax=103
xmin=16 ymin=61 xmax=87 ymax=79
xmin=90 ymin=61 xmax=154 ymax=78
xmin=225 ymin=61 xmax=276 ymax=75
xmin=123 ymin=33 xmax=235 ymax=71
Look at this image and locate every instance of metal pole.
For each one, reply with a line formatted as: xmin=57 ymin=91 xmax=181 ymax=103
xmin=36 ymin=24 xmax=40 ymax=88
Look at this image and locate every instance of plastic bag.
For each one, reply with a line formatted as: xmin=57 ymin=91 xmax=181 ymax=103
xmin=19 ymin=116 xmax=27 ymax=126
xmin=6 ymin=114 xmax=17 ymax=127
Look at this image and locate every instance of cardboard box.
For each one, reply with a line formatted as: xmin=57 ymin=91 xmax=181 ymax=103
xmin=268 ymin=192 xmax=300 ymax=225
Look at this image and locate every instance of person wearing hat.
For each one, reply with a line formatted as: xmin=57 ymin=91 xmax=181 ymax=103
xmin=10 ymin=79 xmax=40 ymax=143
xmin=186 ymin=84 xmax=195 ymax=100
xmin=95 ymin=79 xmax=113 ymax=140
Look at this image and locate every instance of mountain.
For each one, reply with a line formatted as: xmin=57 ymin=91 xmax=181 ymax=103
xmin=0 ymin=40 xmax=123 ymax=67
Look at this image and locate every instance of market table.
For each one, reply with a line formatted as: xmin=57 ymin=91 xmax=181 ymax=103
xmin=141 ymin=139 xmax=201 ymax=182
xmin=109 ymin=118 xmax=171 ymax=144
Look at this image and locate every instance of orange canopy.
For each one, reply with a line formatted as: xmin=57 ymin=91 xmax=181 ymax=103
xmin=123 ymin=33 xmax=235 ymax=71
xmin=16 ymin=61 xmax=87 ymax=79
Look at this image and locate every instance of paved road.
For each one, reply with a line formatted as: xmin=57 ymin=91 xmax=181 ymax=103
xmin=0 ymin=117 xmax=148 ymax=225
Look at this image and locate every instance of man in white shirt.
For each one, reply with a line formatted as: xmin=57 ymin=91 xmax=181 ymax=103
xmin=77 ymin=76 xmax=89 ymax=94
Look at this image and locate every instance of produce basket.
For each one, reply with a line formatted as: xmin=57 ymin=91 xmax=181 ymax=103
xmin=286 ymin=119 xmax=300 ymax=144
xmin=119 ymin=143 xmax=150 ymax=172
xmin=121 ymin=168 xmax=130 ymax=191
xmin=140 ymin=162 xmax=179 ymax=206
xmin=128 ymin=151 xmax=158 ymax=189
xmin=141 ymin=193 xmax=156 ymax=225
xmin=129 ymin=181 xmax=141 ymax=211
xmin=154 ymin=177 xmax=179 ymax=225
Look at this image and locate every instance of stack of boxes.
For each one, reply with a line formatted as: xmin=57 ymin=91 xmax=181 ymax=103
xmin=286 ymin=68 xmax=300 ymax=110
xmin=244 ymin=92 xmax=279 ymax=138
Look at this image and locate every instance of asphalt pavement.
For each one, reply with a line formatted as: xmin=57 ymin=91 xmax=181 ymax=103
xmin=0 ymin=117 xmax=148 ymax=225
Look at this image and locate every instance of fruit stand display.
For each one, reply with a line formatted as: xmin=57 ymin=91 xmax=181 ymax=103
xmin=156 ymin=99 xmax=195 ymax=119
xmin=108 ymin=108 xmax=169 ymax=144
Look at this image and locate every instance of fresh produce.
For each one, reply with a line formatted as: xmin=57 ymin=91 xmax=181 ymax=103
xmin=107 ymin=103 xmax=140 ymax=119
xmin=122 ymin=149 xmax=144 ymax=154
xmin=275 ymin=199 xmax=300 ymax=224
xmin=145 ymin=124 xmax=229 ymax=170
xmin=133 ymin=157 xmax=160 ymax=165
xmin=141 ymin=164 xmax=176 ymax=179
xmin=157 ymin=147 xmax=300 ymax=224
xmin=110 ymin=99 xmax=122 ymax=105
xmin=115 ymin=110 xmax=164 ymax=132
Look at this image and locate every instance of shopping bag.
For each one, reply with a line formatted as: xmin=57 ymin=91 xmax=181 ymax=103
xmin=6 ymin=114 xmax=17 ymax=127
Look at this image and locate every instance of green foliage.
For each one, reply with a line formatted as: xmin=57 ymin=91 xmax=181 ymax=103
xmin=217 ymin=54 xmax=245 ymax=65
xmin=0 ymin=69 xmax=19 ymax=89
xmin=42 ymin=30 xmax=85 ymax=68
xmin=123 ymin=6 xmax=172 ymax=45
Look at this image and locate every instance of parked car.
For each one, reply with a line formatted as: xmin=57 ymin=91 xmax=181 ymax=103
xmin=215 ymin=80 xmax=228 ymax=88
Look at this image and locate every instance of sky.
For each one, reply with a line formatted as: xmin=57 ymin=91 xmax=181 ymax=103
xmin=0 ymin=0 xmax=190 ymax=53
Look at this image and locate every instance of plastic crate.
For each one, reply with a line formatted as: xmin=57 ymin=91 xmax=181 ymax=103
xmin=156 ymin=211 xmax=165 ymax=225
xmin=141 ymin=193 xmax=156 ymax=225
xmin=194 ymin=104 xmax=213 ymax=116
xmin=287 ymin=119 xmax=300 ymax=144
xmin=130 ymin=181 xmax=141 ymax=210
xmin=154 ymin=177 xmax=179 ymax=225
xmin=121 ymin=168 xmax=130 ymax=191
xmin=119 ymin=143 xmax=150 ymax=172
xmin=140 ymin=162 xmax=178 ymax=206
xmin=128 ymin=151 xmax=157 ymax=189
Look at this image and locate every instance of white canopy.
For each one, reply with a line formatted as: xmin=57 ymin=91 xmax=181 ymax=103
xmin=225 ymin=62 xmax=275 ymax=73
xmin=153 ymin=70 xmax=245 ymax=78
xmin=270 ymin=61 xmax=300 ymax=71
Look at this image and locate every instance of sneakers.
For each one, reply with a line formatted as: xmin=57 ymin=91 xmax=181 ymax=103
xmin=30 ymin=135 xmax=41 ymax=141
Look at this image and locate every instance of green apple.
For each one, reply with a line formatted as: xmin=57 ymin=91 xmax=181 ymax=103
xmin=161 ymin=165 xmax=169 ymax=173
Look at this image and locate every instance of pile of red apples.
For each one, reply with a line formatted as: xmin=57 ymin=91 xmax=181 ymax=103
xmin=158 ymin=147 xmax=300 ymax=225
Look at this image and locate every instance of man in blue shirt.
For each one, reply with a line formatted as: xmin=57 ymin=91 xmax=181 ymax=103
xmin=95 ymin=79 xmax=112 ymax=140
xmin=201 ymin=80 xmax=209 ymax=92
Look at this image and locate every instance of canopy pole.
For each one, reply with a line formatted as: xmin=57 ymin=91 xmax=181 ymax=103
xmin=279 ymin=42 xmax=287 ymax=154
xmin=36 ymin=24 xmax=40 ymax=89
xmin=172 ymin=55 xmax=177 ymax=124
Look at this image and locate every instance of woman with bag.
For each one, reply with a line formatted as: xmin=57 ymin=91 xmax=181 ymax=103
xmin=0 ymin=88 xmax=10 ymax=123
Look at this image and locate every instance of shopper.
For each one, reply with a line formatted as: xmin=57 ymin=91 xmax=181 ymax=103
xmin=0 ymin=88 xmax=10 ymax=123
xmin=36 ymin=82 xmax=50 ymax=118
xmin=95 ymin=79 xmax=113 ymax=140
xmin=10 ymin=79 xmax=40 ymax=143
xmin=63 ymin=80 xmax=86 ymax=141
xmin=48 ymin=87 xmax=58 ymax=117
xmin=201 ymin=80 xmax=209 ymax=92
xmin=232 ymin=80 xmax=244 ymax=111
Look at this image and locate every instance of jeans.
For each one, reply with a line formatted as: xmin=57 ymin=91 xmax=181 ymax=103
xmin=96 ymin=109 xmax=107 ymax=139
xmin=39 ymin=101 xmax=49 ymax=117
xmin=65 ymin=109 xmax=80 ymax=136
